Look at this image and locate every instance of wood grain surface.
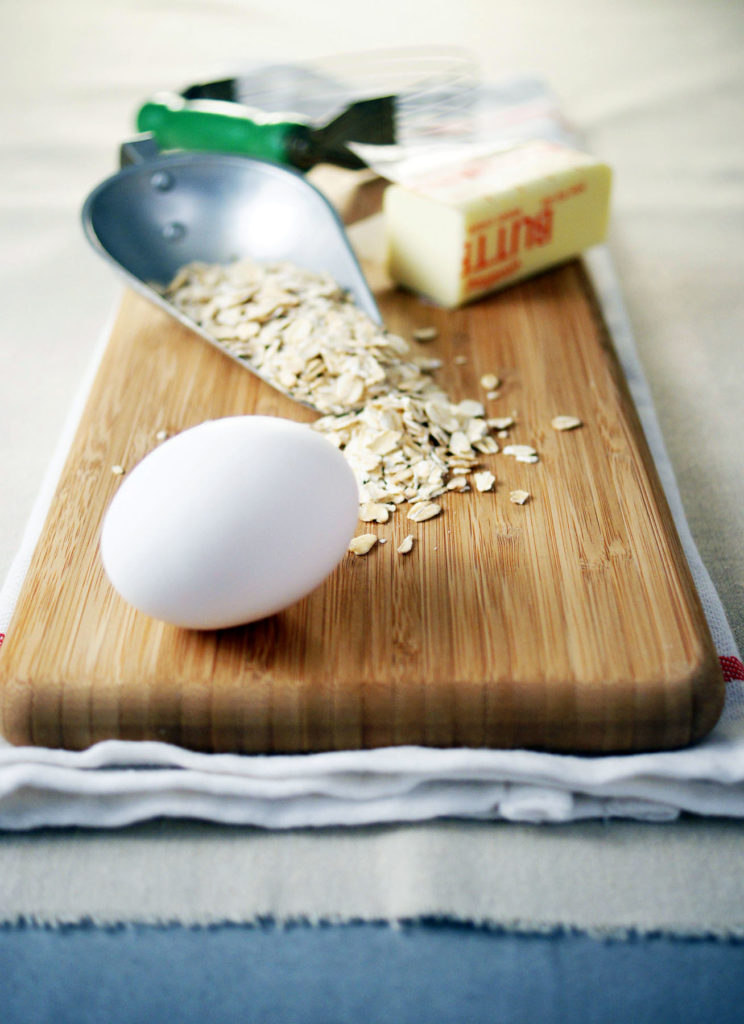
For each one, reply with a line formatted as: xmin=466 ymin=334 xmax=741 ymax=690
xmin=0 ymin=235 xmax=724 ymax=753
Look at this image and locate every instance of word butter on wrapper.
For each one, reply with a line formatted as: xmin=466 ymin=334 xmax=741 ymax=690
xmin=383 ymin=141 xmax=612 ymax=308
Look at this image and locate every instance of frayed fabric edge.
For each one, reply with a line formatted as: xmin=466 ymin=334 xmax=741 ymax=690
xmin=2 ymin=912 xmax=744 ymax=943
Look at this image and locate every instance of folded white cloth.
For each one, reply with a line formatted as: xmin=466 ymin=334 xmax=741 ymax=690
xmin=1 ymin=78 xmax=743 ymax=831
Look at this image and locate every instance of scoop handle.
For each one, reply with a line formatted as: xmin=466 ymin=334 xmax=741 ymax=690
xmin=136 ymin=95 xmax=312 ymax=168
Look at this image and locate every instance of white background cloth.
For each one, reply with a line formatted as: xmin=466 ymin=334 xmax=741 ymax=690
xmin=1 ymin=0 xmax=744 ymax=929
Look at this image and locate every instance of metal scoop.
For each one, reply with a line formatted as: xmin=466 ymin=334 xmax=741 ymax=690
xmin=82 ymin=139 xmax=380 ymax=398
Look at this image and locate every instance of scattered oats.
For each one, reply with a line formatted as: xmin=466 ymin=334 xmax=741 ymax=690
xmin=503 ymin=444 xmax=538 ymax=461
xmin=497 ymin=430 xmax=509 ymax=439
xmin=413 ymin=326 xmax=438 ymax=342
xmin=155 ymin=429 xmax=169 ymax=442
xmin=349 ymin=534 xmax=378 ymax=555
xmin=488 ymin=416 xmax=514 ymax=430
xmin=450 ymin=430 xmax=474 ymax=457
xmin=379 ymin=537 xmax=388 ymax=544
xmin=454 ymin=354 xmax=468 ymax=365
xmin=551 ymin=415 xmax=583 ymax=431
xmin=165 ymin=258 xmax=409 ymax=416
xmin=446 ymin=477 xmax=470 ymax=491
xmin=407 ymin=501 xmax=442 ymax=523
xmin=466 ymin=418 xmax=489 ymax=443
xmin=474 ymin=471 xmax=496 ymax=492
xmin=457 ymin=399 xmax=484 ymax=417
xmin=510 ymin=489 xmax=531 ymax=505
xmin=486 ymin=390 xmax=500 ymax=400
xmin=397 ymin=534 xmax=415 ymax=554
xmin=412 ymin=356 xmax=443 ymax=371
xmin=166 ymin=257 xmax=495 ymax=530
xmin=111 ymin=464 xmax=125 ymax=475
xmin=360 ymin=501 xmax=391 ymax=524
xmin=480 ymin=373 xmax=500 ymax=391
xmin=474 ymin=436 xmax=499 ymax=454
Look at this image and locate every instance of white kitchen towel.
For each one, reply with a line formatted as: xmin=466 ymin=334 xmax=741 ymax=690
xmin=1 ymin=77 xmax=743 ymax=831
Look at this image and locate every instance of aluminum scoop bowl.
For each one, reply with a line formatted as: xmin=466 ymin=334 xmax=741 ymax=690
xmin=82 ymin=140 xmax=380 ymax=403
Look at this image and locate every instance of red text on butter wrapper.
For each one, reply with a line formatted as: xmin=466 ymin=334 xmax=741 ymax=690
xmin=462 ymin=182 xmax=586 ymax=293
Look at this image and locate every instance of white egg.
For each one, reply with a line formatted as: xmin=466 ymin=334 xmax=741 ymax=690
xmin=100 ymin=416 xmax=359 ymax=629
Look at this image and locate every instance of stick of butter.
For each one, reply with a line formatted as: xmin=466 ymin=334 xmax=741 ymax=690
xmin=383 ymin=141 xmax=612 ymax=308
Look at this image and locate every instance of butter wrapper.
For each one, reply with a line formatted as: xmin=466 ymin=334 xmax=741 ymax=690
xmin=383 ymin=141 xmax=612 ymax=308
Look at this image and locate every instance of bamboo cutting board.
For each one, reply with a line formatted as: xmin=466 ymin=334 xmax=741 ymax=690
xmin=0 ymin=191 xmax=724 ymax=753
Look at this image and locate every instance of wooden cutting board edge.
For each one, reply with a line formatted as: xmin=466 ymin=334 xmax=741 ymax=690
xmin=562 ymin=267 xmax=724 ymax=746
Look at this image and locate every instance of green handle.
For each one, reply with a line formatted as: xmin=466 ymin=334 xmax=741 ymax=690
xmin=136 ymin=95 xmax=303 ymax=166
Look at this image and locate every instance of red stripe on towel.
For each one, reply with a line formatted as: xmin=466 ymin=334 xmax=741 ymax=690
xmin=720 ymin=655 xmax=744 ymax=682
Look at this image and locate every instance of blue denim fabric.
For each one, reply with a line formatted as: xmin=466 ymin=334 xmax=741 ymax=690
xmin=2 ymin=921 xmax=743 ymax=1024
